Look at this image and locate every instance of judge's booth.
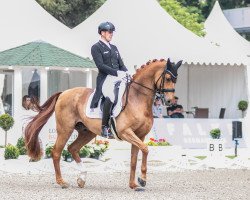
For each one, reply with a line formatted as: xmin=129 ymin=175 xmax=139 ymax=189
xmin=148 ymin=63 xmax=249 ymax=149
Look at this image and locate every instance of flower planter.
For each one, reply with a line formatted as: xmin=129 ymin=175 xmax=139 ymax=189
xmin=147 ymin=145 xmax=182 ymax=161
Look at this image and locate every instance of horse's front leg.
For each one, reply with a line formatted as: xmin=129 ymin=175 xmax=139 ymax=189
xmin=138 ymin=136 xmax=147 ymax=188
xmin=121 ymin=131 xmax=148 ymax=190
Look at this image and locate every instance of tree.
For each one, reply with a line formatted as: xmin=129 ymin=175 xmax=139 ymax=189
xmin=159 ymin=0 xmax=205 ymax=36
xmin=0 ymin=114 xmax=14 ymax=147
xmin=200 ymin=0 xmax=249 ymax=18
xmin=177 ymin=0 xmax=206 ymax=22
xmin=36 ymin=0 xmax=106 ymax=28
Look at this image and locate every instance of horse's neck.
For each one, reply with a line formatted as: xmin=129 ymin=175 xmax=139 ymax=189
xmin=128 ymin=65 xmax=162 ymax=108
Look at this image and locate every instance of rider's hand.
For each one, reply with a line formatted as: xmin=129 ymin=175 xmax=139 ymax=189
xmin=117 ymin=70 xmax=127 ymax=78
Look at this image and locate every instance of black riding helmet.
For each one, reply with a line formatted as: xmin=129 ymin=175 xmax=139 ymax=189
xmin=98 ymin=22 xmax=115 ymax=34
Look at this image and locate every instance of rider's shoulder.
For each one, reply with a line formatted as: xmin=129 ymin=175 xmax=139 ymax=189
xmin=110 ymin=43 xmax=118 ymax=49
xmin=91 ymin=42 xmax=100 ymax=48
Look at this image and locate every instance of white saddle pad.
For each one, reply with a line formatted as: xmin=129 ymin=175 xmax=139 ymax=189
xmin=86 ymin=79 xmax=127 ymax=119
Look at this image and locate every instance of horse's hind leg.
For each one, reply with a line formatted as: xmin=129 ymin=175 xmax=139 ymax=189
xmin=67 ymin=124 xmax=96 ymax=188
xmin=52 ymin=124 xmax=73 ymax=189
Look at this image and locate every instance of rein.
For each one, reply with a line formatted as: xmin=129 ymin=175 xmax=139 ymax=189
xmin=122 ymin=68 xmax=177 ymax=110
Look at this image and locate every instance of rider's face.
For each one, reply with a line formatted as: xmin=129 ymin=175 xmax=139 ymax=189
xmin=101 ymin=31 xmax=113 ymax=42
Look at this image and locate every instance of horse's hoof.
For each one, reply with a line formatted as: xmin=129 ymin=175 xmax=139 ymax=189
xmin=61 ymin=182 xmax=70 ymax=189
xmin=137 ymin=177 xmax=146 ymax=187
xmin=77 ymin=177 xmax=86 ymax=188
xmin=134 ymin=186 xmax=145 ymax=192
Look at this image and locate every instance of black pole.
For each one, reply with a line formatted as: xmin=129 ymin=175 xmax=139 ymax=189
xmin=234 ymin=139 xmax=238 ymax=157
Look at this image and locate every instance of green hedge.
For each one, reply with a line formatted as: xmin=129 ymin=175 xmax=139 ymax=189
xmin=16 ymin=137 xmax=27 ymax=155
xmin=4 ymin=144 xmax=20 ymax=159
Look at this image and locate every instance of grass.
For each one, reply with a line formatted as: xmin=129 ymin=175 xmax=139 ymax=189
xmin=195 ymin=156 xmax=206 ymax=160
xmin=195 ymin=155 xmax=238 ymax=160
xmin=226 ymin=155 xmax=236 ymax=159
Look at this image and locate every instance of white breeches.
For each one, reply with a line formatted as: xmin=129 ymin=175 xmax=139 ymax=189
xmin=102 ymin=75 xmax=124 ymax=103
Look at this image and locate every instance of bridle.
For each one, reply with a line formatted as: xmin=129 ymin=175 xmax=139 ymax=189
xmin=131 ymin=64 xmax=177 ymax=96
xmin=122 ymin=61 xmax=180 ymax=110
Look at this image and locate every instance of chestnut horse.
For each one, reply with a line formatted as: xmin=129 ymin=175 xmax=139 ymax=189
xmin=25 ymin=58 xmax=182 ymax=190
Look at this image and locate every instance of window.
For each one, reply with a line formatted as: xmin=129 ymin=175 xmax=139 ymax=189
xmin=0 ymin=70 xmax=14 ymax=116
xmin=48 ymin=70 xmax=87 ymax=97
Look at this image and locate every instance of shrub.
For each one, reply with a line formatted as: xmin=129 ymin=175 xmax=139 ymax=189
xmin=16 ymin=137 xmax=27 ymax=155
xmin=79 ymin=146 xmax=91 ymax=158
xmin=210 ymin=128 xmax=221 ymax=139
xmin=62 ymin=149 xmax=72 ymax=162
xmin=44 ymin=140 xmax=110 ymax=160
xmin=45 ymin=144 xmax=54 ymax=158
xmin=0 ymin=114 xmax=14 ymax=147
xmin=238 ymin=100 xmax=248 ymax=117
xmin=89 ymin=145 xmax=103 ymax=159
xmin=238 ymin=100 xmax=248 ymax=111
xmin=4 ymin=144 xmax=20 ymax=159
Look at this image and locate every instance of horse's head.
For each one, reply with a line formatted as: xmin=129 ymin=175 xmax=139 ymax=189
xmin=155 ymin=58 xmax=182 ymax=102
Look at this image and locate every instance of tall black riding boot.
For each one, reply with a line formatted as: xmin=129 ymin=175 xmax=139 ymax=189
xmin=101 ymin=97 xmax=114 ymax=138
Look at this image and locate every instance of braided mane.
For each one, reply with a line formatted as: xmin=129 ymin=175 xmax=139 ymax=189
xmin=132 ymin=58 xmax=166 ymax=80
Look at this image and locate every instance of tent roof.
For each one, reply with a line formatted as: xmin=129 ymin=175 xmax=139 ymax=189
xmin=0 ymin=0 xmax=70 ymax=52
xmin=205 ymin=1 xmax=250 ymax=58
xmin=69 ymin=0 xmax=245 ymax=69
xmin=0 ymin=41 xmax=95 ymax=68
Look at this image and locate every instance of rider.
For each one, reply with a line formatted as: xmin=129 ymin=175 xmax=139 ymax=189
xmin=90 ymin=22 xmax=128 ymax=138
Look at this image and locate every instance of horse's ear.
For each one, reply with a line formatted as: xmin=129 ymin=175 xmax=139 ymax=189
xmin=175 ymin=60 xmax=183 ymax=70
xmin=167 ymin=58 xmax=171 ymax=68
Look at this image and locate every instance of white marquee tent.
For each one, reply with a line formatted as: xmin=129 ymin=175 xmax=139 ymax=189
xmin=204 ymin=1 xmax=250 ymax=147
xmin=70 ymin=0 xmax=247 ymax=119
xmin=205 ymin=1 xmax=250 ymax=58
xmin=0 ymin=0 xmax=71 ymax=52
xmin=71 ymin=0 xmax=245 ymax=67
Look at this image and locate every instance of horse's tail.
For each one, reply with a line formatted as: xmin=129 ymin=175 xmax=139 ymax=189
xmin=25 ymin=92 xmax=62 ymax=160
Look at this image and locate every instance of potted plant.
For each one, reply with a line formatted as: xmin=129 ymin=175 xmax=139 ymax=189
xmin=62 ymin=149 xmax=73 ymax=162
xmin=0 ymin=114 xmax=14 ymax=147
xmin=79 ymin=146 xmax=91 ymax=158
xmin=145 ymin=137 xmax=175 ymax=160
xmin=146 ymin=138 xmax=171 ymax=146
xmin=16 ymin=137 xmax=27 ymax=155
xmin=45 ymin=144 xmax=54 ymax=158
xmin=238 ymin=100 xmax=248 ymax=118
xmin=4 ymin=144 xmax=20 ymax=159
xmin=210 ymin=128 xmax=221 ymax=139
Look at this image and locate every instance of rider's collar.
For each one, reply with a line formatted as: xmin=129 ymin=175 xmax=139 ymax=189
xmin=100 ymin=39 xmax=111 ymax=49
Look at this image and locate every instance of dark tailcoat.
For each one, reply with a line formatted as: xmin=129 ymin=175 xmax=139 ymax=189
xmin=90 ymin=40 xmax=127 ymax=108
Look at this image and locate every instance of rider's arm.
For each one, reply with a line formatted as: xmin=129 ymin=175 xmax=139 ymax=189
xmin=91 ymin=45 xmax=118 ymax=76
